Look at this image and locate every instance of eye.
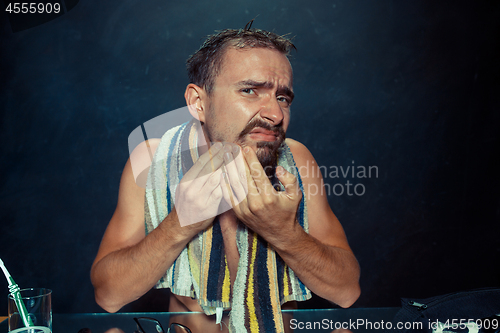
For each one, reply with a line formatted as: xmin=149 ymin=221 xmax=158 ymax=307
xmin=277 ymin=95 xmax=291 ymax=107
xmin=241 ymin=88 xmax=255 ymax=94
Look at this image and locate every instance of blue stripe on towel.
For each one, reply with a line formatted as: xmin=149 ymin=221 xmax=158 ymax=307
xmin=207 ymin=219 xmax=224 ymax=301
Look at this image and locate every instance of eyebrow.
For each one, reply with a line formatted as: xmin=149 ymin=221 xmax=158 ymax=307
xmin=236 ymin=80 xmax=295 ymax=102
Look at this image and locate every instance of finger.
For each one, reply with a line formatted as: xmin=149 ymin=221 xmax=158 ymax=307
xmin=242 ymin=146 xmax=274 ymax=196
xmin=199 ymin=145 xmax=226 ymax=178
xmin=183 ymin=142 xmax=225 ymax=182
xmin=202 ymin=168 xmax=223 ymax=202
xmin=233 ymin=145 xmax=249 ymax=196
xmin=223 ymin=144 xmax=248 ymax=203
xmin=207 ymin=180 xmax=223 ymax=205
xmin=176 ymin=168 xmax=223 ymax=226
xmin=276 ymin=166 xmax=301 ymax=199
xmin=221 ymin=169 xmax=238 ymax=210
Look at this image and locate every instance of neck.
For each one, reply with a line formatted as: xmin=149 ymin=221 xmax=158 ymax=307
xmin=196 ymin=122 xmax=210 ymax=156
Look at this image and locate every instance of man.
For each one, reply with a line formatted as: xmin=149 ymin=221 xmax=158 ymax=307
xmin=91 ymin=27 xmax=360 ymax=332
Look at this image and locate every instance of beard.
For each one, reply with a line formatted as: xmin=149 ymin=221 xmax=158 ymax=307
xmin=235 ymin=118 xmax=286 ymax=179
xmin=203 ymin=105 xmax=286 ymax=179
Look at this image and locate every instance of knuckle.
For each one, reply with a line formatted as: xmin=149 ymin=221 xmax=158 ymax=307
xmin=263 ymin=192 xmax=276 ymax=204
xmin=214 ymin=152 xmax=224 ymax=163
xmin=212 ymin=188 xmax=222 ymax=200
xmin=239 ymin=171 xmax=246 ymax=182
xmin=208 ymin=173 xmax=219 ymax=186
xmin=248 ymin=199 xmax=265 ymax=213
xmin=239 ymin=204 xmax=251 ymax=217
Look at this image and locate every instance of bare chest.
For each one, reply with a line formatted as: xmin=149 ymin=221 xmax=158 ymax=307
xmin=218 ymin=211 xmax=240 ymax=285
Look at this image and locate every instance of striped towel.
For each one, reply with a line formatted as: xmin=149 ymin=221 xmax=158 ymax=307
xmin=145 ymin=120 xmax=311 ymax=332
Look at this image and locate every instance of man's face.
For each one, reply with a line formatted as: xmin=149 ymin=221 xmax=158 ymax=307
xmin=202 ymin=47 xmax=294 ymax=174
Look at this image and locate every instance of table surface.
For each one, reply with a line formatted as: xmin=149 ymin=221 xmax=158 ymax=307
xmin=0 ymin=307 xmax=401 ymax=333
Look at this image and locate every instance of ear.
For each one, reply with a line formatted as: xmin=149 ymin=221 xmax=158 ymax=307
xmin=185 ymin=83 xmax=207 ymax=122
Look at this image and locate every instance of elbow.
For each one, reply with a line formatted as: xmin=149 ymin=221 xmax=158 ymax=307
xmin=91 ymin=268 xmax=142 ymax=313
xmin=94 ymin=289 xmax=123 ymax=313
xmin=92 ymin=278 xmax=139 ymax=313
xmin=336 ymin=283 xmax=361 ymax=308
xmin=323 ymin=281 xmax=361 ymax=308
xmin=336 ymin=255 xmax=361 ymax=308
xmin=92 ymin=276 xmax=123 ymax=313
xmin=91 ymin=264 xmax=123 ymax=313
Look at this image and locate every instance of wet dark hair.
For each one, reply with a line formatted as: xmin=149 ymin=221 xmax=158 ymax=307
xmin=186 ymin=23 xmax=296 ymax=94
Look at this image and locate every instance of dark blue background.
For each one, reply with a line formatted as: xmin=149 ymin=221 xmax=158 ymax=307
xmin=1 ymin=0 xmax=499 ymax=314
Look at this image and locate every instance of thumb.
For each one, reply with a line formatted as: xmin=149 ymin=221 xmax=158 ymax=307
xmin=276 ymin=166 xmax=302 ymax=200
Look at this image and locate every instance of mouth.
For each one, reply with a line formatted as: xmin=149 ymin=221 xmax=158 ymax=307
xmin=248 ymin=127 xmax=278 ymax=142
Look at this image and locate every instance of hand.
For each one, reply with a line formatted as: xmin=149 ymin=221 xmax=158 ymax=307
xmin=221 ymin=145 xmax=303 ymax=244
xmin=174 ymin=142 xmax=226 ymax=232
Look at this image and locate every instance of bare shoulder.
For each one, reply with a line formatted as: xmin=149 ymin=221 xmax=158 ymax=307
xmin=130 ymin=139 xmax=161 ymax=157
xmin=285 ymin=138 xmax=321 ymax=183
xmin=285 ymin=138 xmax=312 ymax=165
xmin=129 ymin=139 xmax=161 ymax=188
xmin=285 ymin=138 xmax=352 ymax=251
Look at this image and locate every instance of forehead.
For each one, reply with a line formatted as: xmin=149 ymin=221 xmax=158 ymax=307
xmin=215 ymin=47 xmax=293 ymax=88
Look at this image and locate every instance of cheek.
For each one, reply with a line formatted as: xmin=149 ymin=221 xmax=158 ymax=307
xmin=207 ymin=117 xmax=242 ymax=142
xmin=282 ymin=113 xmax=291 ymax=130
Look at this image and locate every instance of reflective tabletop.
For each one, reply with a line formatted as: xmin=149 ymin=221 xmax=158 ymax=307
xmin=0 ymin=308 xmax=400 ymax=333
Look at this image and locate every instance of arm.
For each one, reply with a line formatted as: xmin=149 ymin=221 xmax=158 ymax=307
xmin=221 ymin=140 xmax=360 ymax=308
xmin=91 ymin=141 xmax=226 ymax=313
xmin=90 ymin=157 xmax=190 ymax=313
xmin=276 ymin=140 xmax=360 ymax=307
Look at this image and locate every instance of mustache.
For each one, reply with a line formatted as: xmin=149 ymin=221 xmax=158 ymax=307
xmin=237 ymin=118 xmax=286 ymax=142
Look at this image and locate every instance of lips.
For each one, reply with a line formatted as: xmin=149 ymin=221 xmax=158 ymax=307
xmin=250 ymin=127 xmax=277 ymax=136
xmin=237 ymin=119 xmax=285 ymax=145
xmin=248 ymin=127 xmax=278 ymax=141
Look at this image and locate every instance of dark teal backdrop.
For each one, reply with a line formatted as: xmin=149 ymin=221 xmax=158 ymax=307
xmin=1 ymin=1 xmax=499 ymax=314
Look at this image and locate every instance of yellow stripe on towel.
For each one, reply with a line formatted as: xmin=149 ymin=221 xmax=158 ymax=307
xmin=222 ymin=256 xmax=231 ymax=303
xmin=247 ymin=233 xmax=259 ymax=332
xmin=283 ymin=263 xmax=289 ymax=296
xmin=267 ymin=245 xmax=283 ymax=331
xmin=200 ymin=226 xmax=213 ymax=300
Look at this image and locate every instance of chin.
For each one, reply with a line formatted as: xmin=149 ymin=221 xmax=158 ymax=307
xmin=237 ymin=134 xmax=284 ymax=175
xmin=256 ymin=142 xmax=281 ymax=177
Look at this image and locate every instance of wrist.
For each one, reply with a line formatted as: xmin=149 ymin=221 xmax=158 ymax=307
xmin=271 ymin=222 xmax=308 ymax=254
xmin=158 ymin=208 xmax=197 ymax=247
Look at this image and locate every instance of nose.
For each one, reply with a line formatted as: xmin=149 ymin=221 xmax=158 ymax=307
xmin=259 ymin=95 xmax=284 ymax=125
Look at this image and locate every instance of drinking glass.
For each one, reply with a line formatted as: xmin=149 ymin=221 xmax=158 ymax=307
xmin=8 ymin=288 xmax=52 ymax=333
